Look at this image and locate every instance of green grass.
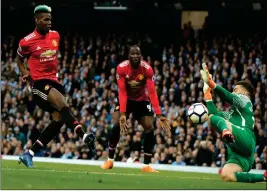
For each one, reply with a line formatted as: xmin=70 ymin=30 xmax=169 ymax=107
xmin=1 ymin=160 xmax=266 ymax=189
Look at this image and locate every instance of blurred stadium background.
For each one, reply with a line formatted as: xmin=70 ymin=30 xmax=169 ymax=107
xmin=1 ymin=0 xmax=267 ymax=177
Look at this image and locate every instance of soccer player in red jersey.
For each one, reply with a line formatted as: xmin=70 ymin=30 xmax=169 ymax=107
xmin=17 ymin=5 xmax=95 ymax=168
xmin=101 ymin=45 xmax=170 ymax=172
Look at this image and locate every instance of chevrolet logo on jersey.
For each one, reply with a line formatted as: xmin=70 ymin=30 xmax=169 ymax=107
xmin=40 ymin=50 xmax=57 ymax=58
xmin=127 ymin=80 xmax=145 ymax=89
xmin=127 ymin=80 xmax=139 ymax=87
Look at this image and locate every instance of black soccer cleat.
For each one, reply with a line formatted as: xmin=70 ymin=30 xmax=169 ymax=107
xmin=84 ymin=133 xmax=96 ymax=151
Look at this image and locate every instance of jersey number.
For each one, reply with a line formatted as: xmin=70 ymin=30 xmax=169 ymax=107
xmin=147 ymin=104 xmax=152 ymax=112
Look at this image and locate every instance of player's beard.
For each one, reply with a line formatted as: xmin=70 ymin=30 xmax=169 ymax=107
xmin=131 ymin=60 xmax=140 ymax=69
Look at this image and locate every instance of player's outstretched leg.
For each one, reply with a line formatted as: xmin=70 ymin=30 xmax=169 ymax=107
xmin=19 ymin=112 xmax=63 ymax=168
xmin=47 ymin=88 xmax=95 ymax=150
xmin=209 ymin=115 xmax=235 ymax=143
xmin=101 ymin=112 xmax=120 ymax=170
xmin=221 ymin=163 xmax=266 ymax=183
xmin=140 ymin=116 xmax=158 ymax=173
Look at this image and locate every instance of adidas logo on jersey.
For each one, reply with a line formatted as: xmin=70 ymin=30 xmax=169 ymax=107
xmin=36 ymin=46 xmax=41 ymax=50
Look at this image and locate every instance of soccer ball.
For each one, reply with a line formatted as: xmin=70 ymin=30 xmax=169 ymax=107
xmin=187 ymin=103 xmax=208 ymax=124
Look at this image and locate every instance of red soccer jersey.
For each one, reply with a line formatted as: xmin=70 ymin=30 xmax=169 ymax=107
xmin=17 ymin=29 xmax=60 ymax=83
xmin=116 ymin=60 xmax=161 ymax=115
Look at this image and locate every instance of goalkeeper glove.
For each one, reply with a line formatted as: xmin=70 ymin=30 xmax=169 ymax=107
xmin=200 ymin=63 xmax=216 ymax=89
xmin=203 ymin=82 xmax=212 ymax=101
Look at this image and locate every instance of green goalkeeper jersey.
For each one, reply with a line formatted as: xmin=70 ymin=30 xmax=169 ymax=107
xmin=215 ymin=85 xmax=254 ymax=130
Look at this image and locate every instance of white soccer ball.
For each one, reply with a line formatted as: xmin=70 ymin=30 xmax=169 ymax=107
xmin=187 ymin=103 xmax=208 ymax=124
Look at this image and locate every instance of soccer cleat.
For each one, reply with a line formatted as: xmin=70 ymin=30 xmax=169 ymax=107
xmin=264 ymin=170 xmax=267 ymax=181
xmin=84 ymin=133 xmax=96 ymax=151
xmin=141 ymin=165 xmax=159 ymax=173
xmin=18 ymin=152 xmax=34 ymax=168
xmin=101 ymin=160 xmax=114 ymax=170
xmin=222 ymin=129 xmax=235 ymax=143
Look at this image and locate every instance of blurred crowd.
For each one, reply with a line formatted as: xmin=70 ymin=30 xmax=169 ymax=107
xmin=94 ymin=0 xmax=123 ymax=7
xmin=1 ymin=25 xmax=267 ymax=170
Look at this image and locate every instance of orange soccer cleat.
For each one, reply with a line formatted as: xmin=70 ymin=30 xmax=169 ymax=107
xmin=101 ymin=159 xmax=114 ymax=170
xmin=141 ymin=165 xmax=159 ymax=173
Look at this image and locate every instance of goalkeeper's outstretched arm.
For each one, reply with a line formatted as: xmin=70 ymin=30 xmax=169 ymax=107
xmin=201 ymin=62 xmax=243 ymax=107
xmin=213 ymin=85 xmax=237 ymax=105
xmin=203 ymin=82 xmax=218 ymax=115
xmin=206 ymin=100 xmax=218 ymax=115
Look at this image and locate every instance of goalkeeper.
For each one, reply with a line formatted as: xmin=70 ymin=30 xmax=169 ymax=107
xmin=200 ymin=63 xmax=266 ymax=183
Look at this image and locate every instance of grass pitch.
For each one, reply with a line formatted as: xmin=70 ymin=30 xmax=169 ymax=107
xmin=1 ymin=160 xmax=266 ymax=189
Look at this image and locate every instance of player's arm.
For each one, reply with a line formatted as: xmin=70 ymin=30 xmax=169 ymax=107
xmin=206 ymin=101 xmax=218 ymax=115
xmin=146 ymin=68 xmax=161 ymax=117
xmin=214 ymin=85 xmax=251 ymax=109
xmin=116 ymin=67 xmax=127 ymax=116
xmin=17 ymin=40 xmax=30 ymax=80
xmin=203 ymin=83 xmax=218 ymax=115
xmin=201 ymin=63 xmax=247 ymax=109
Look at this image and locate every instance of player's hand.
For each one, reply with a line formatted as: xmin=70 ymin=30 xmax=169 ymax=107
xmin=119 ymin=113 xmax=128 ymax=134
xmin=22 ymin=74 xmax=33 ymax=86
xmin=200 ymin=63 xmax=210 ymax=83
xmin=158 ymin=115 xmax=171 ymax=132
xmin=203 ymin=82 xmax=212 ymax=101
xmin=203 ymin=82 xmax=211 ymax=94
xmin=200 ymin=63 xmax=216 ymax=89
xmin=22 ymin=74 xmax=29 ymax=83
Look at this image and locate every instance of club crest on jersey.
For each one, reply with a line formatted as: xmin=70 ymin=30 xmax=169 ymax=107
xmin=45 ymin=85 xmax=50 ymax=90
xmin=40 ymin=50 xmax=57 ymax=58
xmin=137 ymin=74 xmax=144 ymax=80
xmin=52 ymin=40 xmax=58 ymax=47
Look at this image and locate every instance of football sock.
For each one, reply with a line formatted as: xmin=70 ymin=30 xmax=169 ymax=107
xmin=143 ymin=130 xmax=155 ymax=165
xmin=31 ymin=121 xmax=63 ymax=154
xmin=235 ymin=172 xmax=265 ymax=183
xmin=60 ymin=106 xmax=85 ymax=138
xmin=210 ymin=115 xmax=228 ymax=133
xmin=206 ymin=100 xmax=218 ymax=115
xmin=108 ymin=123 xmax=120 ymax=159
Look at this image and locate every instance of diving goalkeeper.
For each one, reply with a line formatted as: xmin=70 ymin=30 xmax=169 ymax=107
xmin=200 ymin=63 xmax=266 ymax=183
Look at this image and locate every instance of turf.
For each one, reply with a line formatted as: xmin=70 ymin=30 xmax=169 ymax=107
xmin=1 ymin=160 xmax=266 ymax=189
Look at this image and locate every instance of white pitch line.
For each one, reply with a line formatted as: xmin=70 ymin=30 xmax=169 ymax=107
xmin=2 ymin=167 xmax=215 ymax=180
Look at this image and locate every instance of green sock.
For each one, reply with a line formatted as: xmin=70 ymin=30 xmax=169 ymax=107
xmin=235 ymin=172 xmax=265 ymax=183
xmin=210 ymin=115 xmax=228 ymax=133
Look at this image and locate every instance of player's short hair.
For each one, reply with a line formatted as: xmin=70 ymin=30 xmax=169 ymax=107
xmin=34 ymin=5 xmax=52 ymax=15
xmin=236 ymin=80 xmax=254 ymax=100
xmin=129 ymin=45 xmax=141 ymax=53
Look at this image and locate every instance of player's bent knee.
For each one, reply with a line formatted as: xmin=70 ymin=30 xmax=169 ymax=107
xmin=221 ymin=171 xmax=237 ymax=182
xmin=51 ymin=111 xmax=62 ymax=122
xmin=48 ymin=88 xmax=68 ymax=110
xmin=143 ymin=124 xmax=154 ymax=132
xmin=112 ymin=111 xmax=120 ymax=125
xmin=140 ymin=117 xmax=154 ymax=130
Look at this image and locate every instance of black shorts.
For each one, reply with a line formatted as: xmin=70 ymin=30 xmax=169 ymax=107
xmin=31 ymin=79 xmax=65 ymax=113
xmin=114 ymin=99 xmax=154 ymax=120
